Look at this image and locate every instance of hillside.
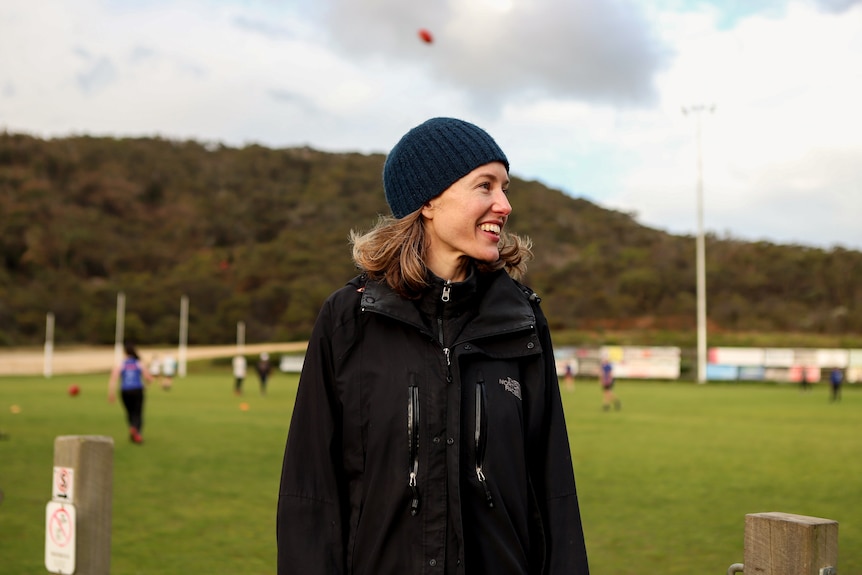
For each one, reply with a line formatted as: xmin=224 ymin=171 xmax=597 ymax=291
xmin=1 ymin=132 xmax=860 ymax=346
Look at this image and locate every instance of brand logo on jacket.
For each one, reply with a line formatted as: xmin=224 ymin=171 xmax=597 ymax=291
xmin=498 ymin=377 xmax=521 ymax=399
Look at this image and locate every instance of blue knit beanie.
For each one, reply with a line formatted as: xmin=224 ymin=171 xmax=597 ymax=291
xmin=383 ymin=117 xmax=509 ymax=218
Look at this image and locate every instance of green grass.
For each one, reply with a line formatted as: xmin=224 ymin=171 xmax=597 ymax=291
xmin=1 ymin=369 xmax=860 ymax=574
xmin=571 ymin=381 xmax=861 ymax=573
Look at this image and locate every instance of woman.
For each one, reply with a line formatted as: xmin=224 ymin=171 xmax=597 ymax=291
xmin=108 ymin=342 xmax=152 ymax=444
xmin=277 ymin=118 xmax=589 ymax=574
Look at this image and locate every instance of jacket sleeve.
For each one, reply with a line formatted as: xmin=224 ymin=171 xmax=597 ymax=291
xmin=532 ymin=306 xmax=590 ymax=575
xmin=277 ymin=297 xmax=347 ymax=575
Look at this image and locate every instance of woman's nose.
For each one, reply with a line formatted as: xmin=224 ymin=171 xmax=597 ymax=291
xmin=494 ymin=188 xmax=512 ymax=215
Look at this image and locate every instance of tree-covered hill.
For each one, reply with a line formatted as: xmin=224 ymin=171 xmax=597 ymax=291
xmin=1 ymin=132 xmax=860 ymax=346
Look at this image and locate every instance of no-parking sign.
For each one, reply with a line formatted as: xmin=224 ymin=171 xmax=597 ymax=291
xmin=45 ymin=501 xmax=76 ymax=574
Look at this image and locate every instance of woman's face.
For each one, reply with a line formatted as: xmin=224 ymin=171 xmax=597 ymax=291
xmin=421 ymin=161 xmax=511 ymax=281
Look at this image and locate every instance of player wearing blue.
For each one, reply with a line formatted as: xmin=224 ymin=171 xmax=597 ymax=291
xmin=108 ymin=342 xmax=152 ymax=443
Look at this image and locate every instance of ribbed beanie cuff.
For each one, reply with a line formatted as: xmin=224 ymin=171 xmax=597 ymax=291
xmin=383 ymin=117 xmax=509 ymax=218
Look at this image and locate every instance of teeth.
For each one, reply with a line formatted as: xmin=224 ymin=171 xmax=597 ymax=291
xmin=479 ymin=223 xmax=501 ymax=234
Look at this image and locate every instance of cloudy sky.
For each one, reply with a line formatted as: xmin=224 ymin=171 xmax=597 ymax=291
xmin=2 ymin=0 xmax=861 ymax=249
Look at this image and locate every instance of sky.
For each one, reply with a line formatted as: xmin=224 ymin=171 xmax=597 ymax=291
xmin=1 ymin=0 xmax=861 ymax=250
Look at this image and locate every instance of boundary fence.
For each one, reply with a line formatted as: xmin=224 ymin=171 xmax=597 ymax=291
xmin=555 ymin=345 xmax=862 ymax=383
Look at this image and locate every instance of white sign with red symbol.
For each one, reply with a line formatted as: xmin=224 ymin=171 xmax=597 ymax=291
xmin=45 ymin=501 xmax=76 ymax=574
xmin=52 ymin=466 xmax=75 ymax=503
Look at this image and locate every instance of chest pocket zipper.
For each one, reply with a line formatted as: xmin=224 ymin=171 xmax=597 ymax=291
xmin=475 ymin=372 xmax=494 ymax=508
xmin=408 ymin=383 xmax=420 ymax=515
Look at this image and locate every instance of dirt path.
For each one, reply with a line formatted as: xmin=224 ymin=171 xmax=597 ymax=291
xmin=0 ymin=343 xmax=308 ymax=376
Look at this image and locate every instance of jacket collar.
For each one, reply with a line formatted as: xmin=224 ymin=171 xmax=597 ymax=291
xmin=415 ymin=268 xmax=480 ymax=322
xmin=360 ymin=269 xmax=537 ymax=341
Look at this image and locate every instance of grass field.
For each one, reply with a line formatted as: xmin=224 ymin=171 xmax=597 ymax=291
xmin=1 ymin=366 xmax=860 ymax=574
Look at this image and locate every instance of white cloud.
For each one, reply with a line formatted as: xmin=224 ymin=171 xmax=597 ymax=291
xmin=600 ymin=1 xmax=862 ymax=248
xmin=0 ymin=0 xmax=860 ymax=249
xmin=319 ymin=0 xmax=670 ymax=110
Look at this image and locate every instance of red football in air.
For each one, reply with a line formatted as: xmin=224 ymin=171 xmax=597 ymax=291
xmin=68 ymin=384 xmax=80 ymax=397
xmin=418 ymin=28 xmax=433 ymax=44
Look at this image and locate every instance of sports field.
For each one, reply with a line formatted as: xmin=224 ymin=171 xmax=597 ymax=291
xmin=1 ymin=367 xmax=859 ymax=574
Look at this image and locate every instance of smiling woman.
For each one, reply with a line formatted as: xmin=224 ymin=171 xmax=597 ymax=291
xmin=277 ymin=117 xmax=590 ymax=575
xmin=420 ymin=161 xmax=512 ymax=280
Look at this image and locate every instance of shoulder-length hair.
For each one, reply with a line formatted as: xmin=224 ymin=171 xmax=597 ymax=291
xmin=350 ymin=211 xmax=533 ymax=299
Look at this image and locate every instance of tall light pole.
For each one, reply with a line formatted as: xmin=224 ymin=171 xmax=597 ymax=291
xmin=43 ymin=312 xmax=55 ymax=378
xmin=114 ymin=291 xmax=126 ymax=367
xmin=682 ymin=104 xmax=715 ymax=384
xmin=237 ymin=321 xmax=245 ymax=354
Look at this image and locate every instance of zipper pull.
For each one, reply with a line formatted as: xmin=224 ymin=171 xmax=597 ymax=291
xmin=476 ymin=467 xmax=494 ymax=508
xmin=475 ymin=372 xmax=493 ymax=508
xmin=441 ymin=281 xmax=451 ymax=302
xmin=443 ymin=347 xmax=450 ymax=366
xmin=408 ymin=382 xmax=421 ymax=516
xmin=409 ymin=470 xmax=420 ymax=515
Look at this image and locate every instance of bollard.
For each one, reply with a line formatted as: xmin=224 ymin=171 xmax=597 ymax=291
xmin=744 ymin=512 xmax=838 ymax=575
xmin=48 ymin=435 xmax=114 ymax=575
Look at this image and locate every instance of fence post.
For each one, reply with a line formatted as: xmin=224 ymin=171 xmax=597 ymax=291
xmin=744 ymin=512 xmax=838 ymax=575
xmin=52 ymin=435 xmax=113 ymax=575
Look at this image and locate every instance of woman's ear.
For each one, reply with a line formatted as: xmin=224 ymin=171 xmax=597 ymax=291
xmin=421 ymin=201 xmax=435 ymax=219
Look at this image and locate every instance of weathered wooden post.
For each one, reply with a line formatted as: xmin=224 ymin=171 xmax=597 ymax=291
xmin=47 ymin=435 xmax=113 ymax=575
xmin=744 ymin=512 xmax=838 ymax=575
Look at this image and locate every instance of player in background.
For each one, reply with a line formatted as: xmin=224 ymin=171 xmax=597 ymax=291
xmin=108 ymin=342 xmax=153 ymax=444
xmin=161 ymin=354 xmax=177 ymax=390
xmin=601 ymin=360 xmax=621 ymax=411
xmin=256 ymin=352 xmax=272 ymax=395
xmin=233 ymin=354 xmax=247 ymax=395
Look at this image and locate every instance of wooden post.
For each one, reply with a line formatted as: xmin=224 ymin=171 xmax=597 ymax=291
xmin=744 ymin=512 xmax=838 ymax=575
xmin=53 ymin=435 xmax=114 ymax=575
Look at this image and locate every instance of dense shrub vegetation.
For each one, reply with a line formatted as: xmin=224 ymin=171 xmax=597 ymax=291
xmin=1 ymin=132 xmax=860 ymax=346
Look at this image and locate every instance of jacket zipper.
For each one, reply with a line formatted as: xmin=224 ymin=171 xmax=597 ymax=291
xmin=407 ymin=281 xmax=452 ymax=517
xmin=408 ymin=380 xmax=420 ymax=515
xmin=475 ymin=371 xmax=494 ymax=508
xmin=439 ymin=281 xmax=452 ymax=380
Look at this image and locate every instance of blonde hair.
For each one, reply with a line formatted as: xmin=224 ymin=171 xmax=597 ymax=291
xmin=350 ymin=212 xmax=533 ymax=299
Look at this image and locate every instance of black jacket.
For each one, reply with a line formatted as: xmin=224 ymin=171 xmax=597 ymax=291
xmin=277 ymin=269 xmax=589 ymax=575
